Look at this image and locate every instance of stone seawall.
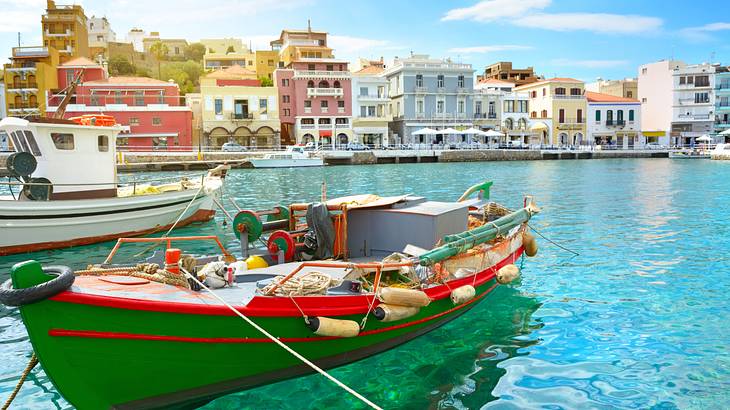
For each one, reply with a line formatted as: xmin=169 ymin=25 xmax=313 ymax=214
xmin=439 ymin=150 xmax=543 ymax=162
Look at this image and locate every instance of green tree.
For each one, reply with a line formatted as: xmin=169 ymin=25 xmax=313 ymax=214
xmin=160 ymin=60 xmax=204 ymax=95
xmin=226 ymin=45 xmax=235 ymax=53
xmin=184 ymin=43 xmax=206 ymax=61
xmin=149 ymin=41 xmax=169 ymax=79
xmin=108 ymin=55 xmax=135 ymax=76
xmin=259 ymin=76 xmax=273 ymax=87
xmin=135 ymin=66 xmax=152 ymax=78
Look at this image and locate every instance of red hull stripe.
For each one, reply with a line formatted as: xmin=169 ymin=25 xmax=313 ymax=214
xmin=0 ymin=209 xmax=215 ymax=256
xmin=48 ymin=283 xmax=498 ymax=344
xmin=49 ymin=247 xmax=523 ymax=317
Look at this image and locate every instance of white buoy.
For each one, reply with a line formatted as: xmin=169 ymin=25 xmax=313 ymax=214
xmin=378 ymin=287 xmax=430 ymax=307
xmin=450 ymin=285 xmax=476 ymax=304
xmin=496 ymin=264 xmax=520 ymax=284
xmin=373 ymin=304 xmax=420 ymax=322
xmin=306 ymin=317 xmax=360 ymax=338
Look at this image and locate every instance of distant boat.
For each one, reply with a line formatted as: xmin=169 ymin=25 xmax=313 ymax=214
xmin=249 ymin=145 xmax=324 ymax=168
xmin=0 ymin=116 xmax=226 ymax=255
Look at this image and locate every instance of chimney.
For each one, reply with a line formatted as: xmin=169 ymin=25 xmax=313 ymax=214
xmin=307 ymin=19 xmax=311 ymax=32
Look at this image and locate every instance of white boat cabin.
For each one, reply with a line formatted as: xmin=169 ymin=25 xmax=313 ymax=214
xmin=0 ymin=117 xmax=124 ymax=199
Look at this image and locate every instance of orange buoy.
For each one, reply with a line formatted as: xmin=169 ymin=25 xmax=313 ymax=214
xmin=69 ymin=114 xmax=117 ymax=127
xmin=165 ymin=248 xmax=182 ymax=274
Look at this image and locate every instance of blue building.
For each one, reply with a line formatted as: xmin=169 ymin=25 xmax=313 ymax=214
xmin=382 ymin=54 xmax=474 ymax=145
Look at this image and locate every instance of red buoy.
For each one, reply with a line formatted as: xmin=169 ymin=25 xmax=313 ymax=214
xmin=165 ymin=248 xmax=182 ymax=274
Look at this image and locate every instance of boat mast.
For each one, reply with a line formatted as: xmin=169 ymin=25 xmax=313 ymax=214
xmin=53 ymin=69 xmax=85 ymax=119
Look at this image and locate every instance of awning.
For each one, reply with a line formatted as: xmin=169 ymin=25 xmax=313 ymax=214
xmin=319 ymin=130 xmax=332 ymax=137
xmin=529 ymin=122 xmax=548 ymax=131
xmin=642 ymin=131 xmax=666 ymax=137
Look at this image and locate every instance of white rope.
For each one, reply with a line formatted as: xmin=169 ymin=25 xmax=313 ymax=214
xmin=180 ymin=267 xmax=382 ymax=410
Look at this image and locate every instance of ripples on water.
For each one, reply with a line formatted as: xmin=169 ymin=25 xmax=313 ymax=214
xmin=1 ymin=159 xmax=729 ymax=409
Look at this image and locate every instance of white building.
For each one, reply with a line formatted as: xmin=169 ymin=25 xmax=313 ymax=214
xmin=87 ymin=16 xmax=116 ymax=52
xmin=125 ymin=28 xmax=146 ymax=52
xmin=473 ymin=79 xmax=532 ymax=145
xmin=351 ymin=66 xmax=390 ymax=147
xmin=671 ymin=63 xmax=717 ymax=146
xmin=586 ymin=91 xmax=642 ymax=148
xmin=638 ymin=60 xmax=684 ymax=146
xmin=0 ymin=83 xmax=6 ymax=120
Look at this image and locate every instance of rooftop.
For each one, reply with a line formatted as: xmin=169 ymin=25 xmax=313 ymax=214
xmin=203 ymin=65 xmax=257 ymax=79
xmin=585 ymin=91 xmax=640 ymax=103
xmin=84 ymin=76 xmax=177 ymax=86
xmin=60 ymin=57 xmax=100 ymax=67
xmin=515 ymin=77 xmax=583 ymax=89
xmin=354 ymin=65 xmax=385 ymax=75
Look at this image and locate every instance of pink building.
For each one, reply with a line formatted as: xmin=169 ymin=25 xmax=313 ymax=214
xmin=275 ymin=59 xmax=353 ymax=146
xmin=47 ymin=57 xmax=193 ymax=151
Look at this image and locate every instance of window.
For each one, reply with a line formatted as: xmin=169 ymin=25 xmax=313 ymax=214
xmin=318 ymin=80 xmax=329 ymax=88
xmin=577 ymin=109 xmax=583 ymax=123
xmin=321 ymin=100 xmax=328 ymax=108
xmin=307 ymin=80 xmax=315 ymax=88
xmin=679 ymin=76 xmax=686 ymax=85
xmin=555 ymin=87 xmax=566 ymax=95
xmin=626 ymin=91 xmax=633 ymax=98
xmin=416 ymin=100 xmax=424 ymax=114
xmin=282 ymin=95 xmax=290 ymax=103
xmin=283 ymin=108 xmax=290 ymax=116
xmin=617 ymin=110 xmax=623 ymax=122
xmin=642 ymin=68 xmax=647 ymax=75
xmin=158 ymin=91 xmax=164 ymax=104
xmin=570 ymin=88 xmax=582 ymax=96
xmin=695 ymin=75 xmax=709 ymax=87
xmin=129 ymin=117 xmax=140 ymax=126
xmin=360 ymin=87 xmax=368 ymax=96
xmin=519 ymin=100 xmax=528 ymax=113
xmin=281 ymin=78 xmax=289 ymax=86
xmin=457 ymin=75 xmax=464 ymax=88
xmin=304 ymin=100 xmax=311 ymax=108
xmin=416 ymin=74 xmax=423 ymax=87
xmin=23 ymin=131 xmax=41 ymax=156
xmin=333 ymin=80 xmax=341 ymax=88
xmin=336 ymin=118 xmax=348 ymax=125
xmin=458 ymin=100 xmax=464 ymax=114
xmin=542 ymin=88 xmax=546 ymax=96
xmin=51 ymin=133 xmax=74 ymax=150
xmin=437 ymin=74 xmax=444 ymax=88
xmin=268 ymin=59 xmax=274 ymax=67
xmin=233 ymin=100 xmax=249 ymax=119
xmin=10 ymin=131 xmax=29 ymax=153
xmin=338 ymin=100 xmax=345 ymax=108
xmin=687 ymin=76 xmax=694 ymax=84
xmin=134 ymin=91 xmax=144 ymax=106
xmin=504 ymin=100 xmax=515 ymax=113
xmin=541 ymin=109 xmax=547 ymax=118
xmin=595 ymin=110 xmax=601 ymax=122
xmin=531 ymin=91 xmax=537 ymax=98
xmin=368 ymin=106 xmax=376 ymax=116
xmin=214 ymin=99 xmax=223 ymax=115
xmin=607 ymin=110 xmax=613 ymax=121
xmin=475 ymin=101 xmax=482 ymax=114
xmin=531 ymin=111 xmax=537 ymax=118
xmin=437 ymin=100 xmax=444 ymax=113
xmin=629 ymin=109 xmax=635 ymax=121
xmin=308 ymin=64 xmax=315 ymax=71
xmin=360 ymin=106 xmax=367 ymax=117
xmin=558 ymin=108 xmax=565 ymax=123
xmin=488 ymin=101 xmax=495 ymax=115
xmin=260 ymin=98 xmax=267 ymax=114
xmin=326 ymin=64 xmax=333 ymax=71
xmin=115 ymin=91 xmax=123 ymax=104
xmin=90 ymin=91 xmax=99 ymax=106
xmin=98 ymin=135 xmax=109 ymax=152
xmin=695 ymin=92 xmax=709 ymax=103
xmin=642 ymin=97 xmax=647 ymax=103
xmin=152 ymin=117 xmax=162 ymax=126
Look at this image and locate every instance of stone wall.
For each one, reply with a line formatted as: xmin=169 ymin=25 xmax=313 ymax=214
xmin=439 ymin=150 xmax=543 ymax=162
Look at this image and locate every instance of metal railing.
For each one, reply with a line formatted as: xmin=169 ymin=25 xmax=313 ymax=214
xmin=231 ymin=113 xmax=254 ymax=120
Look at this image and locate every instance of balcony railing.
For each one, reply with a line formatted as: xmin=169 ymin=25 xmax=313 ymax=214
xmin=294 ymin=70 xmax=351 ymax=79
xmin=8 ymin=82 xmax=39 ymax=90
xmin=300 ymin=124 xmax=316 ymax=129
xmin=7 ymin=103 xmax=40 ymax=110
xmin=553 ymin=94 xmax=584 ymax=99
xmin=557 ymin=118 xmax=584 ymax=125
xmin=231 ymin=113 xmax=253 ymax=120
xmin=307 ymin=87 xmax=344 ymax=98
xmin=318 ymin=123 xmax=333 ymax=129
xmin=473 ymin=113 xmax=497 ymax=119
xmin=718 ymin=102 xmax=730 ymax=107
xmin=335 ymin=122 xmax=350 ymax=128
xmin=605 ymin=119 xmax=626 ymax=126
xmin=12 ymin=46 xmax=49 ymax=58
xmin=456 ymin=87 xmax=470 ymax=94
xmin=678 ymin=113 xmax=711 ymax=120
xmin=718 ymin=83 xmax=730 ymax=90
xmin=414 ymin=86 xmax=427 ymax=93
xmin=45 ymin=29 xmax=73 ymax=37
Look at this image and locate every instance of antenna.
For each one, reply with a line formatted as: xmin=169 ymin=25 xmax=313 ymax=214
xmin=17 ymin=32 xmax=21 ymax=47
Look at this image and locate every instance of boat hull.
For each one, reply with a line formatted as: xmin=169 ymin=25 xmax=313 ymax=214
xmin=20 ymin=245 xmax=523 ymax=409
xmin=0 ymin=188 xmax=219 ymax=255
xmin=248 ymin=158 xmax=324 ymax=168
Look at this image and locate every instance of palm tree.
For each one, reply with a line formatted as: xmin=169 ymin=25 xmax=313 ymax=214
xmin=149 ymin=41 xmax=169 ymax=79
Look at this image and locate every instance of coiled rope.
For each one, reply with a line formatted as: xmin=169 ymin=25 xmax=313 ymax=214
xmin=180 ymin=267 xmax=382 ymax=410
xmin=261 ymin=271 xmax=336 ymax=296
xmin=2 ymin=353 xmax=38 ymax=410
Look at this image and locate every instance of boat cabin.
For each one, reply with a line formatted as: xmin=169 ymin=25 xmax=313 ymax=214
xmin=0 ymin=116 xmax=124 ymax=199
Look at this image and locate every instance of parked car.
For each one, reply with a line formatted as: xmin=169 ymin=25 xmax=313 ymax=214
xmin=645 ymin=142 xmax=666 ymax=150
xmin=346 ymin=142 xmax=371 ymax=151
xmin=221 ymin=142 xmax=247 ymax=152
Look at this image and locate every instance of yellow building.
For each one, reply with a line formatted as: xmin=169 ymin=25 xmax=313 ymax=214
xmin=200 ymin=66 xmax=280 ymax=148
xmin=42 ymin=0 xmax=90 ymax=64
xmin=204 ymin=51 xmax=256 ymax=71
xmin=270 ymin=27 xmax=333 ymax=68
xmin=515 ymin=77 xmax=587 ymax=145
xmin=3 ymin=46 xmax=60 ymax=117
xmin=255 ymin=50 xmax=280 ymax=81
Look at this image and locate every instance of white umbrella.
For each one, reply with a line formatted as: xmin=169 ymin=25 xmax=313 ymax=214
xmin=696 ymin=134 xmax=713 ymax=142
xmin=440 ymin=128 xmax=462 ymax=135
xmin=720 ymin=129 xmax=730 ymax=136
xmin=412 ymin=127 xmax=438 ymax=135
xmin=483 ymin=129 xmax=505 ymax=137
xmin=461 ymin=127 xmax=483 ymax=134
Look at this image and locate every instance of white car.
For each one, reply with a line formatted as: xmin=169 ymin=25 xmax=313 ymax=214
xmin=221 ymin=142 xmax=247 ymax=152
xmin=645 ymin=143 xmax=666 ymax=150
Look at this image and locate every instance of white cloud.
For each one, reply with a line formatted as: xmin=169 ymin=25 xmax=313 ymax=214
xmin=442 ymin=0 xmax=550 ymax=22
xmin=679 ymin=22 xmax=730 ymax=42
xmin=329 ymin=35 xmax=402 ymax=55
xmin=447 ymin=45 xmax=533 ymax=54
xmin=514 ymin=13 xmax=662 ymax=34
xmin=551 ymin=58 xmax=629 ymax=68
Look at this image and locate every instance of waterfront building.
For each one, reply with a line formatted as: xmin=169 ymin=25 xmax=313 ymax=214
xmin=473 ymin=79 xmax=506 ymax=134
xmin=204 ymin=50 xmax=256 ymax=71
xmin=125 ymin=28 xmax=146 ymax=52
xmin=671 ymin=63 xmax=717 ymax=146
xmin=586 ymin=91 xmax=642 ymax=148
xmin=47 ymin=58 xmax=192 ymax=151
xmin=351 ymin=65 xmax=391 ymax=147
xmin=270 ymin=25 xmax=334 ymax=68
xmin=2 ymin=46 xmax=60 ymax=117
xmin=87 ymin=16 xmax=116 ymax=60
xmin=255 ymin=50 xmax=280 ymax=81
xmin=585 ymin=78 xmax=638 ymax=99
xmin=477 ymin=62 xmax=540 ymax=86
xmin=142 ymin=32 xmax=188 ymax=60
xmin=382 ymin=54 xmax=474 ymax=145
xmin=638 ymin=60 xmax=684 ymax=146
xmin=200 ymin=66 xmax=280 ymax=148
xmin=516 ymin=78 xmax=587 ymax=146
xmin=42 ymin=0 xmax=90 ymax=64
xmin=275 ymin=59 xmax=352 ymax=146
xmin=477 ymin=80 xmax=533 ymax=145
xmin=716 ymin=66 xmax=730 ymax=141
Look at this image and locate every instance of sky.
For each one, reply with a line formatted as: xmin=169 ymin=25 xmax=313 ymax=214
xmin=1 ymin=0 xmax=730 ymax=82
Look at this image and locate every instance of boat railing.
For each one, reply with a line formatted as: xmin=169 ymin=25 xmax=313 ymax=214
xmin=103 ymin=236 xmax=233 ymax=264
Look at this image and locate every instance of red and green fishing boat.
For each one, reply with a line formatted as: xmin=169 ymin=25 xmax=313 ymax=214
xmin=1 ymin=181 xmax=540 ymax=409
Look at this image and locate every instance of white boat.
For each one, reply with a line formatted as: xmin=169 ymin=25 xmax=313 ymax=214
xmin=249 ymin=145 xmax=324 ymax=168
xmin=0 ymin=116 xmax=226 ymax=255
xmin=668 ymin=149 xmax=711 ymax=159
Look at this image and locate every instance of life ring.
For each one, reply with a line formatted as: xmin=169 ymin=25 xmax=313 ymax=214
xmin=0 ymin=265 xmax=75 ymax=307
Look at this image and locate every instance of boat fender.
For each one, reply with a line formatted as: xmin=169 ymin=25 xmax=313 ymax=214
xmin=198 ymin=261 xmax=228 ymax=289
xmin=450 ymin=285 xmax=476 ymax=304
xmin=496 ymin=264 xmax=520 ymax=285
xmin=306 ymin=316 xmax=360 ymax=338
xmin=373 ymin=304 xmax=420 ymax=322
xmin=378 ymin=287 xmax=430 ymax=307
xmin=0 ymin=263 xmax=75 ymax=307
xmin=523 ymin=232 xmax=538 ymax=257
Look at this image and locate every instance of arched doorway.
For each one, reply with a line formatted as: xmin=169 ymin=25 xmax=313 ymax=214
xmin=302 ymin=134 xmax=315 ymax=144
xmin=573 ymin=132 xmax=584 ymax=146
xmin=558 ymin=132 xmax=568 ymax=146
xmin=255 ymin=126 xmax=276 ymax=148
xmin=209 ymin=127 xmax=230 ymax=148
xmin=233 ymin=126 xmax=253 ymax=147
xmin=338 ymin=133 xmax=348 ymax=146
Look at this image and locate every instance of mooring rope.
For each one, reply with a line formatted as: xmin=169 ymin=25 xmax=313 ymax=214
xmin=180 ymin=267 xmax=382 ymax=410
xmin=2 ymin=353 xmax=38 ymax=410
xmin=527 ymin=223 xmax=580 ymax=256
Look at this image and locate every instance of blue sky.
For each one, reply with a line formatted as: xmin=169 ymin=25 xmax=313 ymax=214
xmin=1 ymin=0 xmax=729 ymax=81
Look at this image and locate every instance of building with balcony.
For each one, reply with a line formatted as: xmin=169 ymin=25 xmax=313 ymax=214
xmin=586 ymin=91 xmax=642 ymax=148
xmin=714 ymin=66 xmax=730 ymax=141
xmin=476 ymin=79 xmax=533 ymax=145
xmin=351 ymin=65 xmax=390 ymax=147
xmin=270 ymin=25 xmax=334 ymax=68
xmin=256 ymin=50 xmax=280 ymax=81
xmin=586 ymin=78 xmax=638 ymax=99
xmin=473 ymin=79 xmax=507 ymax=136
xmin=87 ymin=16 xmax=116 ymax=59
xmin=3 ymin=46 xmax=60 ymax=117
xmin=638 ymin=60 xmax=683 ymax=146
xmin=516 ymin=78 xmax=587 ymax=146
xmin=42 ymin=0 xmax=90 ymax=64
xmin=382 ymin=54 xmax=474 ymax=145
xmin=477 ymin=62 xmax=541 ymax=86
xmin=275 ymin=59 xmax=352 ymax=146
xmin=200 ymin=66 xmax=280 ymax=148
xmin=671 ymin=63 xmax=717 ymax=146
xmin=201 ymin=38 xmax=256 ymax=71
xmin=142 ymin=32 xmax=188 ymax=60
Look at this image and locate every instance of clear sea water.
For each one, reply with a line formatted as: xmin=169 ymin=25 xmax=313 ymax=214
xmin=1 ymin=158 xmax=729 ymax=409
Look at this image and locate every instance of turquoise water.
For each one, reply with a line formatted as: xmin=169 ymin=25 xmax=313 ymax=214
xmin=1 ymin=158 xmax=729 ymax=409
